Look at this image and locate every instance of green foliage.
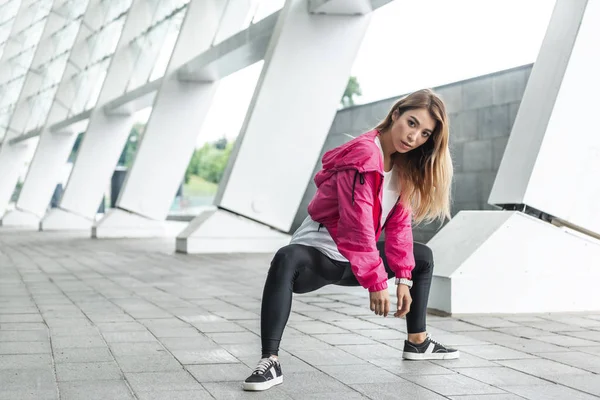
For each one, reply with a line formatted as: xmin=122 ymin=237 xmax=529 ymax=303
xmin=184 ymin=138 xmax=234 ymax=185
xmin=118 ymin=123 xmax=146 ymax=168
xmin=341 ymin=76 xmax=362 ymax=108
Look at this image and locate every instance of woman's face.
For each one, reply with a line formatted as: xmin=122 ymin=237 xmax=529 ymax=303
xmin=389 ymin=108 xmax=436 ymax=153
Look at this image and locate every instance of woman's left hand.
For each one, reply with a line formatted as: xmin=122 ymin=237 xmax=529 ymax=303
xmin=394 ymin=284 xmax=412 ymax=317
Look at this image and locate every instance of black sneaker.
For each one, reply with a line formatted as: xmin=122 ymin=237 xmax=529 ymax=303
xmin=402 ymin=334 xmax=460 ymax=360
xmin=242 ymin=356 xmax=283 ymax=391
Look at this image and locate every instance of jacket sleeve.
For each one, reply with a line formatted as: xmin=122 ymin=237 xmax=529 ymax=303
xmin=335 ymin=170 xmax=389 ymax=292
xmin=384 ymin=205 xmax=415 ymax=279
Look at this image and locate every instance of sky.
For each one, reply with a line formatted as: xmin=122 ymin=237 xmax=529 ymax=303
xmin=136 ymin=0 xmax=557 ymax=149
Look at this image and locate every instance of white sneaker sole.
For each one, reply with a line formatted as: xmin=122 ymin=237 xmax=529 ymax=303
xmin=403 ymin=351 xmax=460 ymax=360
xmin=242 ymin=376 xmax=283 ymax=391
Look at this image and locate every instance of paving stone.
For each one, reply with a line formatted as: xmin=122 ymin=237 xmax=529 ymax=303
xmin=95 ymin=322 xmax=148 ymax=332
xmin=54 ymin=347 xmax=114 ymax=363
xmin=402 ymin=373 xmax=507 ymax=396
xmin=543 ymin=315 xmax=600 ymax=328
xmin=206 ymin=332 xmax=259 ymax=345
xmin=448 ymin=395 xmax=523 ymax=400
xmin=318 ymin=364 xmax=404 ymax=384
xmin=160 ymin=337 xmax=217 ymax=351
xmin=49 ymin=326 xmax=101 ymax=337
xmin=109 ymin=342 xmax=166 ymax=356
xmin=548 ymin=374 xmax=600 ymax=397
xmin=457 ymin=366 xmax=549 ymax=387
xmin=136 ymin=390 xmax=213 ymax=400
xmin=0 ymin=330 xmax=49 ymax=342
xmin=562 ymin=330 xmax=600 ymax=342
xmin=102 ymin=331 xmax=157 ymax=343
xmin=0 ymin=389 xmax=58 ymax=400
xmin=0 ymin=341 xmax=51 ymax=354
xmin=503 ymin=383 xmax=600 ymax=400
xmin=56 ymin=361 xmax=123 ymax=381
xmin=337 ymin=343 xmax=406 ymax=361
xmin=125 ymin=371 xmax=204 ymax=392
xmin=356 ymin=329 xmax=404 ymax=340
xmin=186 ymin=363 xmax=252 ymax=382
xmin=52 ymin=335 xmax=106 ymax=349
xmin=0 ymin=322 xmax=47 ymax=330
xmin=498 ymin=358 xmax=592 ymax=380
xmin=58 ymin=380 xmax=135 ymax=400
xmin=0 ymin=354 xmax=52 ymax=370
xmin=522 ymin=321 xmax=578 ymax=332
xmin=352 ymin=381 xmax=446 ymax=399
xmin=313 ymin=333 xmax=376 ymax=345
xmin=171 ymin=348 xmax=238 ymax=364
xmin=428 ymin=320 xmax=487 ymax=332
xmin=115 ymin=353 xmax=183 ymax=372
xmin=535 ymin=335 xmax=599 ymax=347
xmin=459 ymin=317 xmax=520 ymax=329
xmin=289 ymin=321 xmax=350 ymax=335
xmin=455 ymin=345 xmax=537 ymax=360
xmin=372 ymin=358 xmax=456 ymax=375
xmin=202 ymin=381 xmax=293 ymax=399
xmin=0 ymin=314 xmax=43 ymax=323
xmin=329 ymin=319 xmax=384 ymax=330
xmin=291 ymin=347 xmax=367 ymax=366
xmin=0 ymin=369 xmax=56 ymax=391
xmin=150 ymin=327 xmax=200 ymax=338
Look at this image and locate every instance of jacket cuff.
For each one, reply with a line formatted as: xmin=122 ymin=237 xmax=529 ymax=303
xmin=368 ymin=280 xmax=388 ymax=293
xmin=396 ymin=268 xmax=413 ymax=280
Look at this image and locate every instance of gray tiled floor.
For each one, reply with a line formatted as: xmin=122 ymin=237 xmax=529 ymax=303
xmin=1 ymin=230 xmax=600 ymax=399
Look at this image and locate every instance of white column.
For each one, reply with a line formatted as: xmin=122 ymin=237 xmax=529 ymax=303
xmin=1 ymin=1 xmax=94 ymax=227
xmin=177 ymin=0 xmax=373 ymax=253
xmin=93 ymin=0 xmax=248 ymax=238
xmin=0 ymin=1 xmax=58 ymax=219
xmin=40 ymin=0 xmax=160 ymax=230
xmin=428 ymin=0 xmax=600 ymax=314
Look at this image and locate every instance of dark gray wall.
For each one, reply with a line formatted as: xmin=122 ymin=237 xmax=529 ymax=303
xmin=292 ymin=64 xmax=533 ymax=242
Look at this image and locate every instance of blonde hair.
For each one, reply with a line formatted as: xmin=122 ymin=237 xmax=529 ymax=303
xmin=375 ymin=89 xmax=453 ymax=224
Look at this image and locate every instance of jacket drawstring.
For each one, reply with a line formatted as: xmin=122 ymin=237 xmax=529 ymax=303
xmin=351 ymin=170 xmax=365 ymax=205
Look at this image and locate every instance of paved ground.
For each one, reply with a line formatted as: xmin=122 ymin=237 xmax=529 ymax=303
xmin=1 ymin=229 xmax=600 ymax=400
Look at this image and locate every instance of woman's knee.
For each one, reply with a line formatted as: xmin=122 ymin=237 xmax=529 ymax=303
xmin=413 ymin=242 xmax=434 ymax=270
xmin=268 ymin=245 xmax=304 ymax=279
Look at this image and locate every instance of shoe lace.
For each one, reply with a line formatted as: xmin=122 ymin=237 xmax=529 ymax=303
xmin=427 ymin=335 xmax=445 ymax=348
xmin=253 ymin=358 xmax=274 ymax=375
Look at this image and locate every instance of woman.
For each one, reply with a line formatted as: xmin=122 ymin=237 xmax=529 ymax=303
xmin=243 ymin=89 xmax=459 ymax=392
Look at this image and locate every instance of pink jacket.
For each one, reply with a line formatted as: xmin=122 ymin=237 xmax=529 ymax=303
xmin=307 ymin=129 xmax=415 ymax=292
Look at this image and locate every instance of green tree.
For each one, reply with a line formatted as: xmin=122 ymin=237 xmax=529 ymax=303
xmin=118 ymin=123 xmax=145 ymax=168
xmin=184 ymin=138 xmax=234 ymax=184
xmin=341 ymin=76 xmax=362 ymax=108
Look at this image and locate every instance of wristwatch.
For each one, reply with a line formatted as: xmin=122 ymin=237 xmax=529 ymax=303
xmin=395 ymin=278 xmax=413 ymax=288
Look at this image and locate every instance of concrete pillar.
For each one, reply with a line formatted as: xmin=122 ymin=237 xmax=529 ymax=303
xmin=177 ymin=0 xmax=373 ymax=253
xmin=1 ymin=0 xmax=94 ymax=227
xmin=40 ymin=0 xmax=167 ymax=231
xmin=93 ymin=0 xmax=252 ymax=238
xmin=428 ymin=0 xmax=600 ymax=314
xmin=0 ymin=1 xmax=60 ymax=219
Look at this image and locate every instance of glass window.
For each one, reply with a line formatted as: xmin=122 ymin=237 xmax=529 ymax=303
xmin=0 ymin=0 xmax=20 ymax=26
xmin=52 ymin=19 xmax=81 ymax=55
xmin=103 ymin=0 xmax=132 ymax=23
xmin=252 ymin=0 xmax=284 ymax=23
xmin=126 ymin=19 xmax=170 ymax=91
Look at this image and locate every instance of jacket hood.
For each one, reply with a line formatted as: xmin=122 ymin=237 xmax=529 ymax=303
xmin=317 ymin=130 xmax=384 ymax=187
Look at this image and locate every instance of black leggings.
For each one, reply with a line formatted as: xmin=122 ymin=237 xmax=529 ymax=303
xmin=260 ymin=242 xmax=434 ymax=357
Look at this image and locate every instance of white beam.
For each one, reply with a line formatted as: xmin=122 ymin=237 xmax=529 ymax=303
xmin=308 ymin=0 xmax=372 ymax=15
xmin=429 ymin=0 xmax=600 ymax=314
xmin=178 ymin=0 xmax=372 ymax=253
xmin=94 ymin=0 xmax=252 ymax=238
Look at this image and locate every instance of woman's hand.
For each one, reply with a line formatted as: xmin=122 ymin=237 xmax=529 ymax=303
xmin=369 ymin=289 xmax=391 ymax=317
xmin=394 ymin=284 xmax=412 ymax=317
